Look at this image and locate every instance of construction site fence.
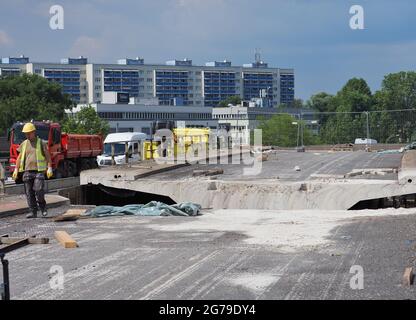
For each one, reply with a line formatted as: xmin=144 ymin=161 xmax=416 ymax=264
xmin=245 ymin=109 xmax=416 ymax=148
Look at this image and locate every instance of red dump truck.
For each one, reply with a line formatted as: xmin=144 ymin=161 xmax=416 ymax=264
xmin=9 ymin=121 xmax=103 ymax=180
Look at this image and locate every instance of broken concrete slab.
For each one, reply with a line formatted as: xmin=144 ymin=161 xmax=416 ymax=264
xmin=310 ymin=174 xmax=346 ymax=180
xmin=399 ymin=150 xmax=416 ymax=185
xmin=80 ymin=151 xmax=412 ymax=210
xmin=82 ymin=163 xmax=189 ymax=183
xmin=344 ymin=168 xmax=397 ymax=178
xmin=4 ymin=177 xmax=79 ymax=196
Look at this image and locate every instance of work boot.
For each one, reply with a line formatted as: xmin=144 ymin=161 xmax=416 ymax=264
xmin=26 ymin=211 xmax=38 ymax=219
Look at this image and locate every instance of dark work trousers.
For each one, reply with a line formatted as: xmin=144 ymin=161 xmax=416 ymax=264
xmin=23 ymin=171 xmax=46 ymax=214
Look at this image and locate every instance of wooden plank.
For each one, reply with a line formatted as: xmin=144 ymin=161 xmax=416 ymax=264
xmin=0 ymin=237 xmax=49 ymax=245
xmin=256 ymin=154 xmax=268 ymax=162
xmin=29 ymin=237 xmax=49 ymax=244
xmin=53 ymin=215 xmax=79 ymax=222
xmin=63 ymin=209 xmax=86 ymax=217
xmin=53 ymin=209 xmax=87 ymax=222
xmin=54 ymin=231 xmax=78 ymax=248
xmin=0 ymin=238 xmax=29 ymax=255
xmin=403 ymin=267 xmax=414 ymax=286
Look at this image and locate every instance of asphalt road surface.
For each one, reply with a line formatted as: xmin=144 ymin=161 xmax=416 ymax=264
xmin=1 ymin=205 xmax=415 ymax=300
xmin=149 ymin=151 xmax=402 ymax=182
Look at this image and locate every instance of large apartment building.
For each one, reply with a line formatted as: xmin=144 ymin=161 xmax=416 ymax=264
xmin=0 ymin=55 xmax=295 ymax=107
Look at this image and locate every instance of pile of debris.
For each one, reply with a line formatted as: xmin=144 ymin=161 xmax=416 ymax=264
xmin=331 ymin=143 xmax=354 ymax=152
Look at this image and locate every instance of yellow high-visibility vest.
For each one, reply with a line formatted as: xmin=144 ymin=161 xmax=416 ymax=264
xmin=18 ymin=138 xmax=47 ymax=172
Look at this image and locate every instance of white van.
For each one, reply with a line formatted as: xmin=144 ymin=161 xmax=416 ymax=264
xmin=354 ymin=138 xmax=378 ymax=145
xmin=97 ymin=132 xmax=147 ymax=166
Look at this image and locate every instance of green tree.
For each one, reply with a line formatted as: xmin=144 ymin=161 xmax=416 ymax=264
xmin=376 ymin=71 xmax=416 ymax=111
xmin=217 ymin=95 xmax=242 ymax=107
xmin=63 ymin=105 xmax=110 ymax=136
xmin=306 ymin=92 xmax=336 ymax=135
xmin=306 ymin=92 xmax=335 ymax=113
xmin=368 ymin=109 xmax=396 ymax=143
xmin=320 ymin=113 xmax=368 ymax=144
xmin=258 ymin=113 xmax=318 ymax=147
xmin=319 ymin=78 xmax=373 ymax=144
xmin=0 ymin=73 xmax=73 ymax=134
xmin=336 ymin=78 xmax=373 ymax=113
xmin=373 ymin=71 xmax=416 ymax=143
xmin=278 ymin=98 xmax=304 ymax=109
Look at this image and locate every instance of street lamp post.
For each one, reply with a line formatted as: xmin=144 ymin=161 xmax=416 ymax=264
xmin=292 ymin=121 xmax=300 ymax=149
xmin=236 ymin=109 xmax=239 ymax=148
xmin=267 ymin=86 xmax=272 ymax=108
xmin=365 ymin=111 xmax=370 ymax=151
xmin=236 ymin=109 xmax=243 ymax=160
xmin=293 ymin=113 xmax=305 ymax=152
xmin=300 ymin=112 xmax=304 ymax=148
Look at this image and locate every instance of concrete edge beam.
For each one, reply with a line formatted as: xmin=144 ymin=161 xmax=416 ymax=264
xmin=4 ymin=177 xmax=80 ymax=195
xmin=398 ymin=150 xmax=416 ymax=185
xmin=0 ymin=195 xmax=70 ymax=218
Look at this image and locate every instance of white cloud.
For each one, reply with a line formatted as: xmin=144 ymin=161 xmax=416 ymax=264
xmin=0 ymin=30 xmax=13 ymax=46
xmin=68 ymin=35 xmax=105 ymax=58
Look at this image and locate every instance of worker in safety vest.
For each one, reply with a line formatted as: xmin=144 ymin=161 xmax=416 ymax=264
xmin=12 ymin=123 xmax=53 ymax=218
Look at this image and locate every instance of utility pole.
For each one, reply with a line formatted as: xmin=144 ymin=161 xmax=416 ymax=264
xmin=300 ymin=112 xmax=304 ymax=148
xmin=293 ymin=115 xmax=300 ymax=149
xmin=365 ymin=111 xmax=370 ymax=151
xmin=236 ymin=109 xmax=239 ymax=149
xmin=296 ymin=121 xmax=300 ymax=148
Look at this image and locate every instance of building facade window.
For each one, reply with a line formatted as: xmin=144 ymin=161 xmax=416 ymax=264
xmin=155 ymin=70 xmax=189 ymax=106
xmin=280 ymin=74 xmax=295 ymax=104
xmin=44 ymin=68 xmax=81 ymax=102
xmin=242 ymin=72 xmax=273 ymax=101
xmin=103 ymin=69 xmax=140 ymax=97
xmin=203 ymin=71 xmax=237 ymax=107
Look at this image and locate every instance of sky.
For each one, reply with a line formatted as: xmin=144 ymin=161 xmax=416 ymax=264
xmin=0 ymin=0 xmax=415 ymax=100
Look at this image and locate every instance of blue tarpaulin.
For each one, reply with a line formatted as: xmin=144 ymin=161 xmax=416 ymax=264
xmin=82 ymin=201 xmax=202 ymax=218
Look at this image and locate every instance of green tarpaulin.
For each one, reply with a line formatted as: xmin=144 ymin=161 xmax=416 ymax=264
xmin=82 ymin=201 xmax=201 ymax=218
